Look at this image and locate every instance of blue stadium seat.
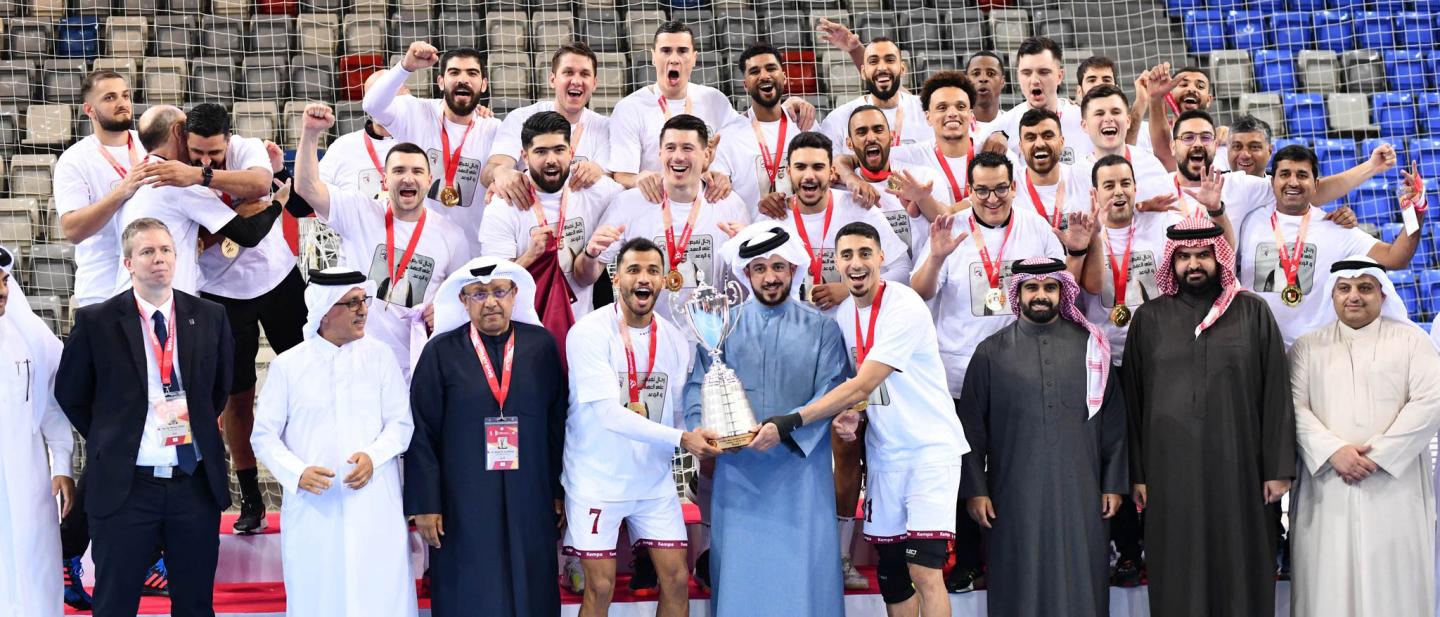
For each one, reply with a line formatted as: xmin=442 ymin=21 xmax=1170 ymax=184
xmin=1355 ymin=11 xmax=1396 ymax=50
xmin=1251 ymin=0 xmax=1287 ymax=12
xmin=1291 ymin=0 xmax=1328 ymax=11
xmin=1351 ymin=179 xmax=1395 ymax=226
xmin=1274 ymin=137 xmax=1309 ymax=151
xmin=55 ymin=16 xmax=100 ymax=60
xmin=1383 ymin=49 xmax=1428 ymax=91
xmin=1313 ymin=138 xmax=1357 ymax=177
xmin=1271 ymin=12 xmax=1313 ymax=51
xmin=1185 ymin=10 xmax=1226 ymax=55
xmin=1229 ymin=10 xmax=1269 ymax=52
xmin=1210 ymin=0 xmax=1247 ymax=12
xmin=1410 ymin=138 xmax=1440 ymax=180
xmin=1399 ymin=12 xmax=1437 ymax=49
xmin=1417 ymin=92 xmax=1440 ymax=136
xmin=1364 ymin=139 xmax=1405 ymax=182
xmin=1283 ymin=93 xmax=1327 ymax=137
xmin=1381 ymin=223 xmax=1431 ymax=270
xmin=1425 ymin=224 xmax=1440 ymax=269
xmin=1418 ymin=269 xmax=1440 ymax=315
xmin=1389 ymin=269 xmax=1420 ymax=318
xmin=1373 ymin=92 xmax=1416 ymax=138
xmin=1313 ymin=10 xmax=1354 ymax=53
xmin=1254 ymin=49 xmax=1299 ymax=92
xmin=1166 ymin=0 xmax=1203 ymax=18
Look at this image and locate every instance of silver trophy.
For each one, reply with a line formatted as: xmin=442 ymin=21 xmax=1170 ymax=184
xmin=672 ymin=273 xmax=758 ymax=448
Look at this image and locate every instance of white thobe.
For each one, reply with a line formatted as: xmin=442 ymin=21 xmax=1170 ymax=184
xmin=0 ymin=318 xmax=72 ymax=617
xmin=252 ymin=335 xmax=417 ymax=617
xmin=1290 ymin=317 xmax=1440 ymax=617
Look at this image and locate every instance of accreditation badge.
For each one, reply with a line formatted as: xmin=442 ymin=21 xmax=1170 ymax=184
xmin=484 ymin=416 xmax=519 ymax=471
xmin=154 ymin=390 xmax=193 ymax=447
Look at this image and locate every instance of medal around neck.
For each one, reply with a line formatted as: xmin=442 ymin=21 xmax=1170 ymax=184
xmin=984 ymin=287 xmax=1006 ymax=313
xmin=1110 ymin=304 xmax=1131 ymax=327
xmin=1281 ymin=284 xmax=1303 ymax=307
xmin=673 ymin=274 xmax=758 ymax=448
xmin=220 ymin=238 xmax=240 ymax=258
xmin=439 ymin=185 xmax=460 ymax=207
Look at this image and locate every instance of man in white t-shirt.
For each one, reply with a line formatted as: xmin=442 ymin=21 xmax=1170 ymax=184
xmin=483 ymin=42 xmax=612 ymax=208
xmin=1073 ymin=56 xmax=1151 ymax=149
xmin=965 ymin=51 xmax=1008 ymax=127
xmin=718 ymin=42 xmax=805 ymax=212
xmin=294 ymin=103 xmax=470 ymax=380
xmin=1237 ymin=145 xmax=1422 ymax=348
xmin=820 ymin=37 xmax=934 ymax=157
xmin=1012 ymin=107 xmax=1090 ymax=229
xmin=1141 ymin=64 xmax=1219 ymax=169
xmin=758 ymin=222 xmax=967 ymax=617
xmin=364 ymin=41 xmax=502 ymax=255
xmin=1227 ymin=115 xmax=1274 ymax=178
xmin=479 ymin=111 xmax=624 ymax=325
xmin=562 ymin=237 xmax=722 ymax=617
xmin=887 ymin=71 xmax=985 ymax=208
xmin=319 ymin=70 xmax=408 ymax=200
xmin=1071 ymin=85 xmax=1172 ymax=200
xmin=977 ymin=37 xmax=1093 ymax=164
xmin=581 ymin=114 xmax=751 ymax=327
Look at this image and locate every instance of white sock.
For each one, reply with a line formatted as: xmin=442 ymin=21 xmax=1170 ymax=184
xmin=838 ymin=517 xmax=856 ymax=560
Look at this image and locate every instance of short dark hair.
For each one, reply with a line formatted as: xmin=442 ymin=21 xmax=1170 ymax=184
xmin=615 ymin=237 xmax=664 ymax=270
xmin=966 ymin=50 xmax=1006 ymax=73
xmin=654 ymin=21 xmax=695 ymax=47
xmin=1076 ymin=56 xmax=1117 ymax=84
xmin=1016 ymin=37 xmax=1063 ymax=63
xmin=1171 ymin=109 xmax=1216 ymax=139
xmin=81 ymin=70 xmax=126 ymax=101
xmin=1091 ymin=153 xmax=1135 ymax=186
xmin=1018 ymin=107 xmax=1061 ymax=131
xmin=1271 ymin=144 xmax=1320 ymax=177
xmin=184 ymin=102 xmax=230 ymax=138
xmin=786 ymin=131 xmax=832 ymax=163
xmin=1080 ymin=83 xmax=1130 ymax=115
xmin=847 ymin=104 xmax=888 ymax=134
xmin=521 ymin=111 xmax=571 ymax=150
xmin=550 ymin=41 xmax=597 ymax=74
xmin=919 ymin=71 xmax=977 ymax=112
xmin=1230 ymin=114 xmax=1273 ymax=141
xmin=659 ymin=113 xmax=709 ymax=146
xmin=383 ymin=141 xmax=430 ymax=171
xmin=440 ymin=47 xmax=486 ymax=77
xmin=967 ymin=150 xmax=1013 ymax=185
xmin=835 ymin=221 xmax=881 ymax=247
xmin=736 ymin=41 xmax=782 ymax=72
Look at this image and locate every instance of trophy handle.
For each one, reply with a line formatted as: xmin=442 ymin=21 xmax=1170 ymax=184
xmin=720 ymin=279 xmax=745 ymax=342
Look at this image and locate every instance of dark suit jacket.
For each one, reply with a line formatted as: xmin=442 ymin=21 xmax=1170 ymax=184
xmin=56 ymin=289 xmax=235 ymax=518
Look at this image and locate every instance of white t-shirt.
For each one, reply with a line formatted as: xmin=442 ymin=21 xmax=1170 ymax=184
xmin=320 ymin=189 xmax=471 ymax=371
xmin=597 ymin=188 xmax=752 ymax=325
xmin=562 ymin=305 xmax=692 ymax=502
xmin=491 ymin=101 xmax=611 ymax=172
xmin=53 ymin=131 xmax=147 ymax=306
xmin=319 ymin=126 xmax=395 ymax=200
xmin=889 ymin=139 xmax=1024 ymax=207
xmin=117 ymin=162 xmax=238 ymax=295
xmin=1009 ymin=162 xmax=1092 ymax=228
xmin=1080 ymin=211 xmax=1181 ymax=362
xmin=718 ymin=110 xmax=802 ymax=213
xmin=1069 ymin=146 xmax=1174 ymax=205
xmin=198 ymin=135 xmax=294 ymax=300
xmin=766 ymin=189 xmax=912 ymax=315
xmin=1237 ymin=206 xmax=1381 ymax=348
xmin=860 ymin=161 xmax=946 ymax=263
xmin=607 ymin=83 xmax=742 ymax=176
xmin=1167 ymin=170 xmax=1276 ymax=223
xmin=836 ymin=282 xmax=968 ymax=471
xmin=478 ymin=177 xmax=625 ymax=319
xmin=976 ymin=98 xmax=1091 ymax=166
xmin=913 ymin=206 xmax=1067 ymax=395
xmin=820 ymin=91 xmax=934 ymax=157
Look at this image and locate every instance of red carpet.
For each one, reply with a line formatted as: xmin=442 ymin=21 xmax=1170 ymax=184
xmin=218 ymin=512 xmax=282 ymax=535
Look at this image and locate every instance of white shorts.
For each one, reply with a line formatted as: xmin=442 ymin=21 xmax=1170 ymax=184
xmin=562 ymin=495 xmax=689 ymax=559
xmin=862 ymin=464 xmax=960 ymax=544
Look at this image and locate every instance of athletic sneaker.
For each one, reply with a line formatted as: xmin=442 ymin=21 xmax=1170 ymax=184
xmin=944 ymin=567 xmax=984 ymax=594
xmin=628 ymin=551 xmax=658 ymax=597
xmin=841 ymin=557 xmax=869 ymax=590
xmin=562 ymin=556 xmax=585 ymax=594
xmin=232 ymin=497 xmax=268 ymax=535
xmin=63 ymin=555 xmax=93 ymax=610
xmin=141 ymin=558 xmax=169 ymax=597
xmin=693 ymin=549 xmax=711 ymax=593
xmin=1111 ymin=559 xmax=1145 ymax=587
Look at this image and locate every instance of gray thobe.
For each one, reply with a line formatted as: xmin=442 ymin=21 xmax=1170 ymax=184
xmin=958 ymin=318 xmax=1128 ymax=617
xmin=683 ymin=299 xmax=849 ymax=617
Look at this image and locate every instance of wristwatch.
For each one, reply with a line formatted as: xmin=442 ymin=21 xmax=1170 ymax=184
xmin=201 ymin=166 xmax=214 ymax=188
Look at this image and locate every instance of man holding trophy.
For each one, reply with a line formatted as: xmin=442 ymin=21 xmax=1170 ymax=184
xmin=681 ymin=222 xmax=850 ymax=616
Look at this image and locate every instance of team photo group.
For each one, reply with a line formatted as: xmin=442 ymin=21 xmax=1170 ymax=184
xmin=3 ymin=10 xmax=1438 ymax=617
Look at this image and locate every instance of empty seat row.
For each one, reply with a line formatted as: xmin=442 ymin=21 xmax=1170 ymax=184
xmin=1208 ymin=48 xmax=1437 ymax=96
xmin=1237 ymin=90 xmax=1440 ymax=139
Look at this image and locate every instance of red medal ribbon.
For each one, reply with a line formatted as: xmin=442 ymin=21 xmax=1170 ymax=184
xmin=1025 ymin=169 xmax=1063 ymax=229
xmin=656 ymin=87 xmax=694 ymax=119
xmin=471 ymin=326 xmax=516 ymax=413
xmin=617 ymin=306 xmax=658 ymax=407
xmin=968 ymin=214 xmax=1013 ymax=291
xmin=135 ymin=297 xmax=177 ymax=388
xmin=363 ymin=132 xmax=388 ymax=191
xmin=96 ymin=132 xmax=140 ymax=180
xmin=530 ymin=184 xmax=570 ymax=251
xmin=853 ymin=281 xmax=887 ymax=367
xmin=934 ymin=140 xmax=973 ymax=202
xmin=791 ymin=193 xmax=835 ymax=285
xmin=1173 ymin=176 xmax=1194 ymax=218
xmin=1270 ymin=210 xmax=1311 ymax=289
xmin=438 ymin=117 xmax=475 ymax=192
xmin=384 ymin=206 xmax=427 ymax=294
xmin=1102 ymin=224 xmax=1138 ymax=307
xmin=752 ymin=112 xmax=789 ymax=188
xmin=661 ymin=192 xmax=704 ymax=275
xmin=857 ymin=166 xmax=891 ymax=183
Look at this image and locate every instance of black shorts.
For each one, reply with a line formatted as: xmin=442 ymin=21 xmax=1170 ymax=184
xmin=202 ymin=267 xmax=306 ymax=394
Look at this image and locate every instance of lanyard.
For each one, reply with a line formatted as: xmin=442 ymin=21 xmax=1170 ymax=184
xmin=1024 ymin=169 xmax=1063 ymax=229
xmin=655 ymin=86 xmax=694 ymax=119
xmin=661 ymin=193 xmax=704 ymax=273
xmin=471 ymin=326 xmax=515 ymax=414
xmin=135 ymin=298 xmax=177 ymax=388
xmin=1270 ymin=210 xmax=1311 ymax=289
xmin=438 ymin=117 xmax=475 ymax=190
xmin=1172 ymin=176 xmax=1194 ymax=218
xmin=751 ymin=112 xmax=789 ymax=187
xmin=571 ymin=120 xmax=585 ymax=153
xmin=857 ymin=166 xmax=891 ymax=183
xmin=852 ymin=281 xmax=887 ymax=367
xmin=385 ymin=206 xmax=427 ymax=291
xmin=363 ymin=133 xmax=388 ymax=191
xmin=616 ymin=305 xmax=658 ymax=406
xmin=96 ymin=133 xmax=140 ymax=180
xmin=791 ymin=193 xmax=835 ymax=285
xmin=868 ymin=95 xmax=903 ymax=147
xmin=530 ymin=185 xmax=570 ymax=251
xmin=934 ymin=141 xmax=973 ymax=202
xmin=968 ymin=214 xmax=1013 ymax=291
xmin=1101 ymin=223 xmax=1138 ymax=307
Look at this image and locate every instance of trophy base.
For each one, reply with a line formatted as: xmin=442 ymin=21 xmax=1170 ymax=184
xmin=710 ymin=432 xmax=756 ymax=449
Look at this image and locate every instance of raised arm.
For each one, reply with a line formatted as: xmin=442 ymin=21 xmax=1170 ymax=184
xmin=294 ymin=103 xmax=336 ymax=220
xmin=362 ymin=41 xmax=438 ymax=130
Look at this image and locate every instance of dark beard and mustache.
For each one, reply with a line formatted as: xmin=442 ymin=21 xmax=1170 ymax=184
xmin=98 ymin=114 xmax=133 ymax=132
xmin=864 ymin=72 xmax=901 ymax=101
xmin=1021 ymin=298 xmax=1057 ymax=323
xmin=756 ymin=280 xmax=792 ymax=306
xmin=528 ymin=165 xmax=570 ymax=194
xmin=1176 ymin=267 xmax=1221 ymax=295
xmin=444 ymin=85 xmax=480 ymax=117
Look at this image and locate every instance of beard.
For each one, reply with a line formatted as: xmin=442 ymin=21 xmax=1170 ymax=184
xmin=98 ymin=113 xmax=132 ymax=132
xmin=1175 ymin=267 xmax=1220 ymax=294
xmin=1021 ymin=300 xmax=1057 ymax=323
xmin=444 ymin=86 xmax=480 ymax=117
xmin=747 ymin=83 xmax=783 ymax=109
xmin=864 ymin=74 xmax=901 ymax=101
xmin=1177 ymin=148 xmax=1214 ymax=182
xmin=529 ymin=166 xmax=570 ymax=194
xmin=755 ymin=280 xmax=792 ymax=306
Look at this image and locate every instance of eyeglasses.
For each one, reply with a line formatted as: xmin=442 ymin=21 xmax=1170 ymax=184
xmin=972 ymin=184 xmax=1012 ymax=199
xmin=464 ymin=287 xmax=513 ymax=303
xmin=335 ymin=295 xmax=373 ymax=313
xmin=1178 ymin=132 xmax=1217 ymax=145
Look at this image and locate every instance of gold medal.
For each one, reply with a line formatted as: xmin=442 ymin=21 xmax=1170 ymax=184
xmin=1281 ymin=284 xmax=1303 ymax=307
xmin=626 ymin=401 xmax=648 ymax=416
xmin=984 ymin=287 xmax=1006 ymax=313
xmin=439 ymin=185 xmax=460 ymax=207
xmin=665 ymin=269 xmax=685 ymax=292
xmin=220 ymin=238 xmax=240 ymax=258
xmin=851 ymin=400 xmax=868 ymax=412
xmin=1110 ymin=305 xmax=1132 ymax=327
xmin=887 ymin=177 xmax=902 ymax=192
